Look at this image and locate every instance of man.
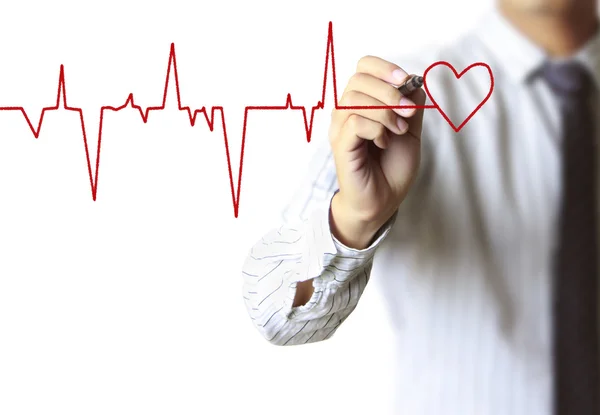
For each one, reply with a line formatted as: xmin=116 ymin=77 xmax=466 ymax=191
xmin=241 ymin=0 xmax=600 ymax=413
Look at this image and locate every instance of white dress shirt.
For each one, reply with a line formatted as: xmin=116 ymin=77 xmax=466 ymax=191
xmin=242 ymin=9 xmax=600 ymax=415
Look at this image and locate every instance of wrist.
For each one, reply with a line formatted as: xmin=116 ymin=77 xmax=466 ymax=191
xmin=330 ymin=192 xmax=390 ymax=250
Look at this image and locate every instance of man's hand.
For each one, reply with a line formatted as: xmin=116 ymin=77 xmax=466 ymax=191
xmin=329 ymin=56 xmax=426 ymax=249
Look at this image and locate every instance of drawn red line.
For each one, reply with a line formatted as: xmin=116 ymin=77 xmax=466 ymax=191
xmin=0 ymin=22 xmax=465 ymax=217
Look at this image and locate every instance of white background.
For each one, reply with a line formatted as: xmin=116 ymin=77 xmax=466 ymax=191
xmin=0 ymin=1 xmax=490 ymax=414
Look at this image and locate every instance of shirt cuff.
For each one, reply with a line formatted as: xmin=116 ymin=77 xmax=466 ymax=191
xmin=283 ymin=191 xmax=397 ymax=319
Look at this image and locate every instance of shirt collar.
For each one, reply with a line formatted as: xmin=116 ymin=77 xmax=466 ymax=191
xmin=476 ymin=7 xmax=600 ymax=87
xmin=574 ymin=30 xmax=600 ymax=89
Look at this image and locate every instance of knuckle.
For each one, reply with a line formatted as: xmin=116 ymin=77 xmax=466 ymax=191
xmin=375 ymin=122 xmax=386 ymax=137
xmin=356 ymin=55 xmax=374 ymax=71
xmin=342 ymin=90 xmax=361 ymax=106
xmin=346 ymin=114 xmax=362 ymax=131
xmin=330 ymin=106 xmax=338 ymax=118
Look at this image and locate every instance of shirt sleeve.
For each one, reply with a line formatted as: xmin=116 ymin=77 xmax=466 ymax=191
xmin=241 ymin=140 xmax=397 ymax=346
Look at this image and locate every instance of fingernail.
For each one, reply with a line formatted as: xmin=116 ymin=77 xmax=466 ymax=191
xmin=397 ymin=117 xmax=408 ymax=133
xmin=392 ymin=69 xmax=407 ymax=83
xmin=398 ymin=97 xmax=415 ymax=116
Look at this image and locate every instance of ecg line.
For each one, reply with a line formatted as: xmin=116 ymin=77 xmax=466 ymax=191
xmin=0 ymin=22 xmax=444 ymax=217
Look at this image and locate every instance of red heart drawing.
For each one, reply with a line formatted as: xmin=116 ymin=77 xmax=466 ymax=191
xmin=422 ymin=61 xmax=494 ymax=132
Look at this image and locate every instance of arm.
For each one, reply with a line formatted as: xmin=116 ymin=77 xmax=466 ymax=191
xmin=241 ymin=142 xmax=396 ymax=346
xmin=242 ymin=52 xmax=435 ymax=346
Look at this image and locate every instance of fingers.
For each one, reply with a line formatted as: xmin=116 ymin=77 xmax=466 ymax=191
xmin=343 ymin=72 xmax=418 ymax=118
xmin=329 ymin=55 xmax=426 ymax=151
xmin=356 ymin=55 xmax=412 ymax=87
xmin=338 ymin=114 xmax=390 ymax=151
xmin=333 ymin=91 xmax=407 ymax=136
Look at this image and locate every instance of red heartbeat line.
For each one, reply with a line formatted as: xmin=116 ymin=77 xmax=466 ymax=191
xmin=0 ymin=22 xmax=486 ymax=218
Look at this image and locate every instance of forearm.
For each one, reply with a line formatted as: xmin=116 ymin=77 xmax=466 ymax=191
xmin=242 ymin=201 xmax=397 ymax=346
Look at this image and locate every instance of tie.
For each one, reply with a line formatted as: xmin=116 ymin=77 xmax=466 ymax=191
xmin=543 ymin=61 xmax=599 ymax=414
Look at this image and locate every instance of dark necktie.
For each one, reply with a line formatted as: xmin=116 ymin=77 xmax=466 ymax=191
xmin=543 ymin=61 xmax=599 ymax=414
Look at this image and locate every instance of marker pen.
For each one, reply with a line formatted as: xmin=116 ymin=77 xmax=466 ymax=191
xmin=398 ymin=75 xmax=423 ymax=95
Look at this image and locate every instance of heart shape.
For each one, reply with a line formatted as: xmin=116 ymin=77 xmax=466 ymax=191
xmin=422 ymin=61 xmax=494 ymax=132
